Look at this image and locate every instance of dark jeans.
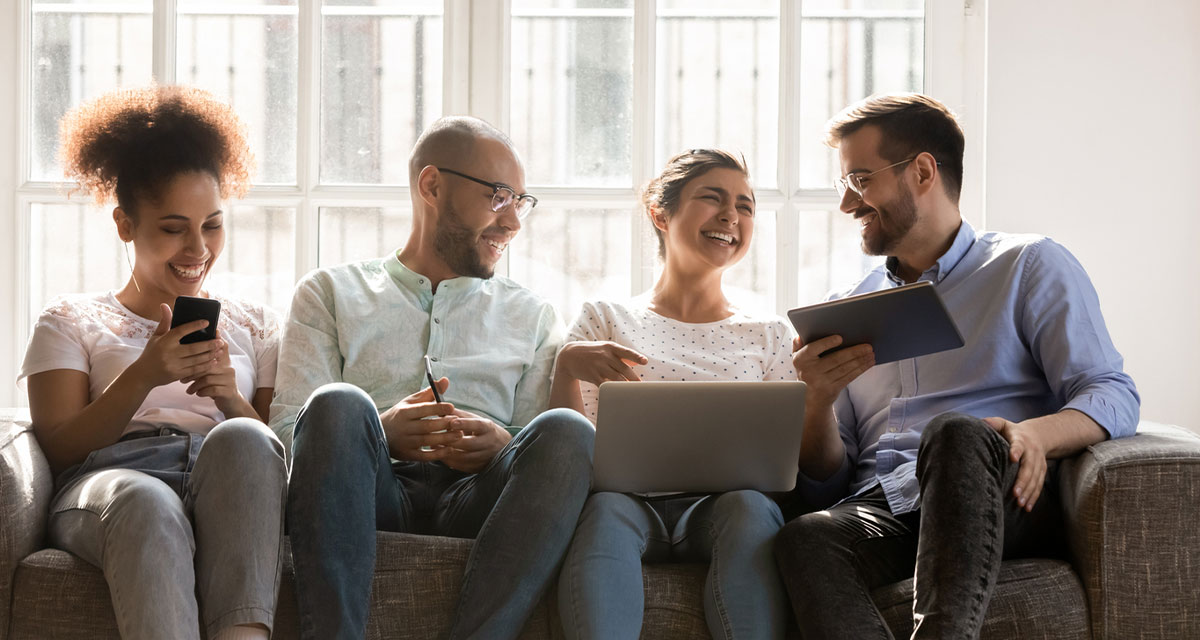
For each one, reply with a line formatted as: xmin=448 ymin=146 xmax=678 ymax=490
xmin=286 ymin=383 xmax=595 ymax=640
xmin=774 ymin=412 xmax=1065 ymax=640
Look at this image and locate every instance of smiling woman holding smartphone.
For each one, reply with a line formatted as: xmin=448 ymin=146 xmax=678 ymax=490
xmin=17 ymin=86 xmax=286 ymax=640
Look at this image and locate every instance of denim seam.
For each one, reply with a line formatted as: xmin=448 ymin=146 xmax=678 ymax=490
xmin=703 ymin=520 xmax=736 ymax=640
xmin=846 ymin=535 xmax=902 ymax=639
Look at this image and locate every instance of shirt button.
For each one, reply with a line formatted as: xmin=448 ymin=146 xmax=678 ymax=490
xmin=434 ymin=318 xmax=440 ymax=324
xmin=418 ymin=278 xmax=425 ymax=284
xmin=430 ymin=357 xmax=439 ymax=362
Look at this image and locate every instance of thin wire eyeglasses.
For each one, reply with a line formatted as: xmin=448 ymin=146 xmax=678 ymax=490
xmin=437 ymin=167 xmax=538 ymax=219
xmin=834 ymin=157 xmax=918 ymax=199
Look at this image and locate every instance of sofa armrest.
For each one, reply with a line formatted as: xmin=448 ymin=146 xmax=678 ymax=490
xmin=0 ymin=409 xmax=50 ymax=640
xmin=1059 ymin=421 xmax=1200 ymax=640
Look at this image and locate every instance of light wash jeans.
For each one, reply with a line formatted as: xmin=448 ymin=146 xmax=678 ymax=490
xmin=286 ymin=383 xmax=595 ymax=640
xmin=47 ymin=418 xmax=288 ymax=640
xmin=558 ymin=490 xmax=788 ymax=640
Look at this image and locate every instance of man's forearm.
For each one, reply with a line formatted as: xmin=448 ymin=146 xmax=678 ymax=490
xmin=797 ymin=402 xmax=847 ymax=481
xmin=1028 ymin=408 xmax=1110 ymax=459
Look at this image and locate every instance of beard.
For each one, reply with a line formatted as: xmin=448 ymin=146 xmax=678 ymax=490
xmin=433 ymin=199 xmax=497 ymax=279
xmin=861 ymin=179 xmax=918 ymax=256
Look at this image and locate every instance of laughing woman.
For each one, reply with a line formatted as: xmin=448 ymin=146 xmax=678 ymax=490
xmin=18 ymin=86 xmax=286 ymax=640
xmin=552 ymin=149 xmax=795 ymax=640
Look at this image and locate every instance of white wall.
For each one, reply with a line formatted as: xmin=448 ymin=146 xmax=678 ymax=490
xmin=984 ymin=1 xmax=1200 ymax=430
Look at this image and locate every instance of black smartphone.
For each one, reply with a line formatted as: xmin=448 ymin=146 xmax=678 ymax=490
xmin=424 ymin=355 xmax=444 ymax=403
xmin=171 ymin=296 xmax=221 ymax=344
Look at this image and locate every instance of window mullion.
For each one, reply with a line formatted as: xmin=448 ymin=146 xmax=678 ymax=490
xmin=152 ymin=0 xmax=177 ymax=84
xmin=776 ymin=0 xmax=802 ymax=314
xmin=630 ymin=0 xmax=655 ymax=296
xmin=443 ymin=0 xmax=471 ymax=114
xmin=295 ymin=0 xmax=321 ymax=281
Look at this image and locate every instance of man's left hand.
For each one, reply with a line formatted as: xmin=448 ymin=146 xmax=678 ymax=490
xmin=982 ymin=416 xmax=1047 ymax=512
xmin=441 ymin=409 xmax=512 ymax=474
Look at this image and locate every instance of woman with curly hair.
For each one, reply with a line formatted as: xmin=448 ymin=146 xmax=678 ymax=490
xmin=18 ymin=86 xmax=286 ymax=640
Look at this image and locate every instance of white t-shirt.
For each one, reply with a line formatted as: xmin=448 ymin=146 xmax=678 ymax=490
xmin=566 ymin=295 xmax=799 ymax=425
xmin=18 ymin=291 xmax=281 ymax=437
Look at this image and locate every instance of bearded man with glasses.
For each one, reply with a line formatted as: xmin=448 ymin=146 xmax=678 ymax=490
xmin=272 ymin=116 xmax=594 ymax=640
xmin=774 ymin=94 xmax=1139 ymax=638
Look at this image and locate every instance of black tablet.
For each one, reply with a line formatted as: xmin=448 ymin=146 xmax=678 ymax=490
xmin=787 ymin=281 xmax=964 ymax=365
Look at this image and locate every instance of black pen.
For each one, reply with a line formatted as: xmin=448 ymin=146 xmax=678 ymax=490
xmin=424 ymin=355 xmax=444 ymax=403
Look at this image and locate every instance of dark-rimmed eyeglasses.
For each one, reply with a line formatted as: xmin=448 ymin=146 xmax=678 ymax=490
xmin=834 ymin=158 xmax=917 ymax=200
xmin=437 ymin=167 xmax=538 ymax=219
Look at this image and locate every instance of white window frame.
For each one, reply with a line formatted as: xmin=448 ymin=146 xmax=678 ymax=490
xmin=0 ymin=0 xmax=984 ymax=407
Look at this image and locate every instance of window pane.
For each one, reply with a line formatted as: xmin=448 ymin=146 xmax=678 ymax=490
xmin=723 ymin=210 xmax=776 ymax=314
xmin=206 ymin=206 xmax=297 ymax=313
xmin=321 ymin=1 xmax=443 ymax=185
xmin=511 ymin=0 xmax=633 ymax=187
xmin=319 ymin=206 xmax=412 ymax=266
xmin=29 ymin=203 xmax=294 ymax=322
xmin=31 ymin=1 xmax=153 ymax=181
xmin=796 ymin=209 xmax=884 ymax=306
xmin=656 ymin=1 xmax=779 ymax=188
xmin=798 ymin=0 xmax=924 ymax=189
xmin=508 ymin=209 xmax=633 ymax=321
xmin=177 ymin=1 xmax=298 ymax=185
xmin=29 ymin=203 xmax=125 ymax=321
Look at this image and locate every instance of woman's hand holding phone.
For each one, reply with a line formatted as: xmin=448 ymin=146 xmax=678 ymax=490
xmin=130 ymin=303 xmax=221 ymax=390
xmin=180 ymin=329 xmax=257 ymax=419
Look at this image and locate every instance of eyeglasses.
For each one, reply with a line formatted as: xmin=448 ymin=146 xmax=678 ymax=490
xmin=437 ymin=167 xmax=538 ymax=219
xmin=834 ymin=157 xmax=918 ymax=200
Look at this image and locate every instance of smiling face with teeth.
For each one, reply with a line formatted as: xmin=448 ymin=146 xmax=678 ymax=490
xmin=836 ymin=125 xmax=921 ymax=257
xmin=115 ymin=170 xmax=224 ymax=312
xmin=654 ymin=167 xmax=756 ymax=273
xmin=429 ymin=137 xmax=525 ymax=280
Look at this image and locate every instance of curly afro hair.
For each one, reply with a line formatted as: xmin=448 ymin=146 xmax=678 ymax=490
xmin=59 ymin=85 xmax=254 ymax=215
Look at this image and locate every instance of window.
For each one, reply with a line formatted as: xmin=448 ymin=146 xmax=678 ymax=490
xmin=4 ymin=0 xmax=977 ymax=406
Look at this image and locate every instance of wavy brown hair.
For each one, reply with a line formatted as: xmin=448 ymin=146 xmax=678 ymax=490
xmin=59 ymin=85 xmax=253 ymax=216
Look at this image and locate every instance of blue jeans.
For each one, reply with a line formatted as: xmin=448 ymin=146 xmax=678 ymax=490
xmin=558 ymin=490 xmax=787 ymax=640
xmin=286 ymin=383 xmax=595 ymax=640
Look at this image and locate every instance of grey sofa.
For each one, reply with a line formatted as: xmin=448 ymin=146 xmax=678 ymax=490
xmin=3 ymin=408 xmax=1199 ymax=639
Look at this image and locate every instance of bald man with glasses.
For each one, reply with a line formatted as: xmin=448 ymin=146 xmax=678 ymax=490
xmin=272 ymin=116 xmax=594 ymax=640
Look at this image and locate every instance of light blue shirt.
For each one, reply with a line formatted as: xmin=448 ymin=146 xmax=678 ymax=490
xmin=269 ymin=253 xmax=565 ymax=449
xmin=795 ymin=220 xmax=1140 ymax=514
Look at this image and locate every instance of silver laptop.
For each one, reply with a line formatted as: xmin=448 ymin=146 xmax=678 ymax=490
xmin=592 ymin=381 xmax=807 ymax=493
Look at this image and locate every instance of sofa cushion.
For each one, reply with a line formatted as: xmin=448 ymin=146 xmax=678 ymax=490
xmin=10 ymin=533 xmax=557 ymax=640
xmin=871 ymin=557 xmax=1090 ymax=639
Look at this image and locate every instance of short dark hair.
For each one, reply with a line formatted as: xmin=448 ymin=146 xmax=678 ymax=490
xmin=59 ymin=85 xmax=253 ymax=216
xmin=641 ymin=149 xmax=750 ymax=259
xmin=826 ymin=93 xmax=965 ymax=203
xmin=408 ymin=115 xmax=515 ymax=186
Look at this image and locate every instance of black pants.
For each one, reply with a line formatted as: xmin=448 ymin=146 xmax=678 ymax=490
xmin=774 ymin=412 xmax=1066 ymax=639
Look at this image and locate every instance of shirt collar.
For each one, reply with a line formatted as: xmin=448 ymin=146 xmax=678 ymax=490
xmin=383 ymin=250 xmax=483 ymax=296
xmin=884 ymin=218 xmax=976 ymax=285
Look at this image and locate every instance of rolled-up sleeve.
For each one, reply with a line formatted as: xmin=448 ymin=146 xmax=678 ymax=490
xmin=1019 ymin=239 xmax=1140 ymax=439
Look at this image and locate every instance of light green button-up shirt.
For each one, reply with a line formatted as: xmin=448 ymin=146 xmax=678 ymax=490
xmin=269 ymin=252 xmax=565 ymax=450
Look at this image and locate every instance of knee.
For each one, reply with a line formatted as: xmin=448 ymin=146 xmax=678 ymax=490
xmin=520 ymin=408 xmax=596 ymax=461
xmin=918 ymin=412 xmax=995 ymax=460
xmin=709 ymin=490 xmax=783 ymax=532
xmin=775 ymin=513 xmax=839 ymax=567
xmin=293 ymin=383 xmax=380 ymax=450
xmin=204 ymin=419 xmax=287 ymax=482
